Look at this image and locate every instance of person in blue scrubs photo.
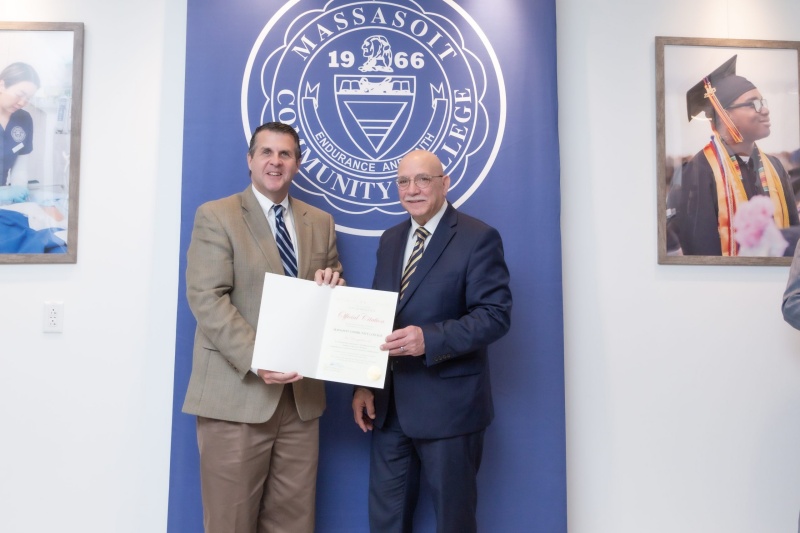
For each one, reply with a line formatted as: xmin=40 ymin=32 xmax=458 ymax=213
xmin=0 ymin=62 xmax=40 ymax=202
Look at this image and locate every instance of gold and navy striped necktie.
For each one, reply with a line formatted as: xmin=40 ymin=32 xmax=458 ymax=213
xmin=399 ymin=227 xmax=430 ymax=299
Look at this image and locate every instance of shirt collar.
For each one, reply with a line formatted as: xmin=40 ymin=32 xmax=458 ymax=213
xmin=252 ymin=186 xmax=289 ymax=214
xmin=410 ymin=201 xmax=448 ymax=235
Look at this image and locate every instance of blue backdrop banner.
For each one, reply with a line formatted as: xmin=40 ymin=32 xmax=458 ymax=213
xmin=170 ymin=1 xmax=565 ymax=531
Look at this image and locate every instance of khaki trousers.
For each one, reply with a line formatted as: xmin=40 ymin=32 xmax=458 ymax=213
xmin=196 ymin=385 xmax=319 ymax=533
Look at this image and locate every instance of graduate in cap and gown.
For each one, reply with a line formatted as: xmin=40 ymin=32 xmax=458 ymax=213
xmin=675 ymin=55 xmax=799 ymax=256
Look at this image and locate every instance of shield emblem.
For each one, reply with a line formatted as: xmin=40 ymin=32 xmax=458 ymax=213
xmin=334 ymin=75 xmax=416 ymax=159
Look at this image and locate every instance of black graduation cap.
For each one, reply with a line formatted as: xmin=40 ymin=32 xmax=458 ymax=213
xmin=686 ymin=55 xmax=738 ymax=121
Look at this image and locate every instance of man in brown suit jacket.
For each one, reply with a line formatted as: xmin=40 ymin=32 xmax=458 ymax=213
xmin=183 ymin=122 xmax=344 ymax=533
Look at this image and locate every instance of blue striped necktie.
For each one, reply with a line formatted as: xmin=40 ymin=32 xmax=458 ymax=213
xmin=273 ymin=204 xmax=298 ymax=277
xmin=400 ymin=227 xmax=430 ymax=300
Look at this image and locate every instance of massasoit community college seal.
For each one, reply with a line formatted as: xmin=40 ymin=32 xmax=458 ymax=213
xmin=242 ymin=0 xmax=505 ymax=235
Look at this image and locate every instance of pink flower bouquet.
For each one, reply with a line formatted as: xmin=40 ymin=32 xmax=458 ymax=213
xmin=732 ymin=195 xmax=789 ymax=257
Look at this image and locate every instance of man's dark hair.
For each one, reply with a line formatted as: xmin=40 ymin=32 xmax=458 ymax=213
xmin=248 ymin=122 xmax=302 ymax=160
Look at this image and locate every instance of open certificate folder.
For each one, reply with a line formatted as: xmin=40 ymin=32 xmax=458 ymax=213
xmin=252 ymin=273 xmax=398 ymax=388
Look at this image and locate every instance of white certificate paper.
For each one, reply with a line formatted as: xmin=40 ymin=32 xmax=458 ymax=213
xmin=252 ymin=273 xmax=398 ymax=388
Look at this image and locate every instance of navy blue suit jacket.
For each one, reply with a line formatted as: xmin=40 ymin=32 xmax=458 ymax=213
xmin=371 ymin=203 xmax=512 ymax=439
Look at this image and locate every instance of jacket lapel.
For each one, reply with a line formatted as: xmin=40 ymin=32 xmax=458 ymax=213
xmin=290 ymin=197 xmax=313 ymax=279
xmin=389 ymin=221 xmax=412 ymax=294
xmin=241 ymin=186 xmax=283 ymax=274
xmin=397 ymin=203 xmax=457 ymax=312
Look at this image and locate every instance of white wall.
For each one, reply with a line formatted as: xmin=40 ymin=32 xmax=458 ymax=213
xmin=0 ymin=1 xmax=185 ymax=532
xmin=3 ymin=1 xmax=799 ymax=532
xmin=559 ymin=1 xmax=800 ymax=532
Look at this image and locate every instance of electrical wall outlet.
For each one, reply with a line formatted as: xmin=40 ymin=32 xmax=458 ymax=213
xmin=43 ymin=301 xmax=64 ymax=333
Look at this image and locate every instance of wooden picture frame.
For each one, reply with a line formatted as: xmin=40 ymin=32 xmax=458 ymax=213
xmin=0 ymin=22 xmax=84 ymax=263
xmin=656 ymin=36 xmax=800 ymax=265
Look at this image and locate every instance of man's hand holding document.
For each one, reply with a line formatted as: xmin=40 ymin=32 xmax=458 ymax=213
xmin=252 ymin=273 xmax=398 ymax=388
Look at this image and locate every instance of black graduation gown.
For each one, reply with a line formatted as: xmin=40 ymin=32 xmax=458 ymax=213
xmin=675 ymin=146 xmax=799 ymax=256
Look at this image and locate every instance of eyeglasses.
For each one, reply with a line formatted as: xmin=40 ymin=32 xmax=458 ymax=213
xmin=13 ymin=89 xmax=35 ymax=103
xmin=726 ymin=98 xmax=768 ymax=113
xmin=395 ymin=174 xmax=443 ymax=190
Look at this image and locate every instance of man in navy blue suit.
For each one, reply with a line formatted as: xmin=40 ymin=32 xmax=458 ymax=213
xmin=352 ymin=149 xmax=512 ymax=533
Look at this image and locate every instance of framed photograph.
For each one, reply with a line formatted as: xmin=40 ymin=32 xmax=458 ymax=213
xmin=0 ymin=22 xmax=83 ymax=264
xmin=656 ymin=37 xmax=800 ymax=265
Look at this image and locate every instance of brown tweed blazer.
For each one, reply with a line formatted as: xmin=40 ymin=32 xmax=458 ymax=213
xmin=183 ymin=186 xmax=342 ymax=423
